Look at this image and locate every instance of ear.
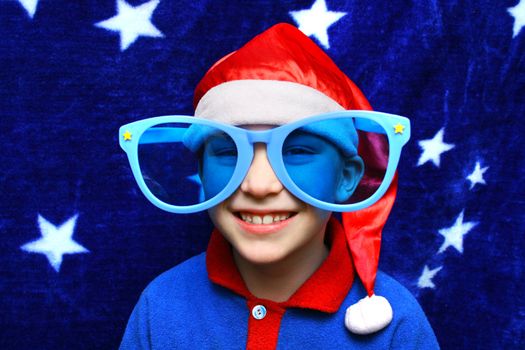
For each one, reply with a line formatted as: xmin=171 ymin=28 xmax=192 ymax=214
xmin=335 ymin=155 xmax=365 ymax=203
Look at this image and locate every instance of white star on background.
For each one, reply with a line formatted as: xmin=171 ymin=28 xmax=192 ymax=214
xmin=17 ymin=0 xmax=39 ymax=18
xmin=289 ymin=0 xmax=346 ymax=49
xmin=417 ymin=128 xmax=455 ymax=167
xmin=95 ymin=0 xmax=164 ymax=51
xmin=466 ymin=161 xmax=489 ymax=190
xmin=438 ymin=211 xmax=478 ymax=254
xmin=20 ymin=214 xmax=89 ymax=272
xmin=417 ymin=265 xmax=443 ymax=289
xmin=508 ymin=0 xmax=525 ymax=38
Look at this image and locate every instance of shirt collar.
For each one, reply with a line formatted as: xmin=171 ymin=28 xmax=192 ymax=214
xmin=206 ymin=216 xmax=355 ymax=313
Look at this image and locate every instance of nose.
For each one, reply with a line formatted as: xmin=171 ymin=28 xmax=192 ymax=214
xmin=240 ymin=143 xmax=284 ymax=197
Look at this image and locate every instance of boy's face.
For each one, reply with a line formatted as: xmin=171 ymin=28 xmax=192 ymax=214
xmin=208 ymin=141 xmax=332 ymax=265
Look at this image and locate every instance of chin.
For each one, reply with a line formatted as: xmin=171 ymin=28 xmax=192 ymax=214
xmin=234 ymin=242 xmax=289 ymax=265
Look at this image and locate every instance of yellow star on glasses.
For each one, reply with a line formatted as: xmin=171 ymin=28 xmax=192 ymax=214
xmin=394 ymin=123 xmax=405 ymax=134
xmin=123 ymin=130 xmax=132 ymax=141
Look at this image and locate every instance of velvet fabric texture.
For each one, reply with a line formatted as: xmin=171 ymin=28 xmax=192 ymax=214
xmin=2 ymin=1 xmax=524 ymax=349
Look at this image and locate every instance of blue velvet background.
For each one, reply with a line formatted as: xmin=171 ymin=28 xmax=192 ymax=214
xmin=1 ymin=0 xmax=524 ymax=349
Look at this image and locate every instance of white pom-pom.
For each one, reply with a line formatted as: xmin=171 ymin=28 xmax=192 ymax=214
xmin=344 ymin=294 xmax=393 ymax=335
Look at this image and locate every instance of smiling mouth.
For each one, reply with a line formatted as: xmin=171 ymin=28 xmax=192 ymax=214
xmin=234 ymin=212 xmax=297 ymax=225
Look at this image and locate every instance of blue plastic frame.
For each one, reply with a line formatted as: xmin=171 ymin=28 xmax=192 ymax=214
xmin=119 ymin=110 xmax=410 ymax=213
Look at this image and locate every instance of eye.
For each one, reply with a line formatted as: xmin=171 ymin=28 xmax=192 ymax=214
xmin=204 ymin=136 xmax=237 ymax=157
xmin=283 ymin=146 xmax=315 ymax=156
xmin=213 ymin=147 xmax=238 ymax=157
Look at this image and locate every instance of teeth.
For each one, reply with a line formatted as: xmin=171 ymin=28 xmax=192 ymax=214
xmin=263 ymin=215 xmax=273 ymax=224
xmin=239 ymin=212 xmax=292 ymax=225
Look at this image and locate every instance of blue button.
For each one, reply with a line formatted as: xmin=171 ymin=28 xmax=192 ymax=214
xmin=252 ymin=305 xmax=267 ymax=320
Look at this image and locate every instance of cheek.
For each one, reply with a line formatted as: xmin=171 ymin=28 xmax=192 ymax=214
xmin=286 ymin=158 xmax=343 ymax=203
xmin=207 ymin=205 xmax=230 ymax=232
xmin=201 ymin=158 xmax=236 ymax=200
xmin=313 ymin=208 xmax=332 ymax=224
xmin=300 ymin=208 xmax=332 ymax=234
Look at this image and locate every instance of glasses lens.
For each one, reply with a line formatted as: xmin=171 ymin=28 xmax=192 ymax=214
xmin=282 ymin=117 xmax=389 ymax=206
xmin=137 ymin=122 xmax=238 ymax=206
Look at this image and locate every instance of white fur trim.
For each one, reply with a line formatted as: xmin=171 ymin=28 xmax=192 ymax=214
xmin=344 ymin=294 xmax=393 ymax=335
xmin=195 ymin=80 xmax=344 ymax=125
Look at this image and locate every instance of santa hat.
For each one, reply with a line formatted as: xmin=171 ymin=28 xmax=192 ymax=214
xmin=194 ymin=23 xmax=395 ymax=335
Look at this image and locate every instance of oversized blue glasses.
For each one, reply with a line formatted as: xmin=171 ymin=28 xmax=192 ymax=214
xmin=119 ymin=111 xmax=410 ymax=213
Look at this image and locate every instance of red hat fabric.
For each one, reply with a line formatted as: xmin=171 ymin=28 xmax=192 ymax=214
xmin=194 ymin=23 xmax=372 ymax=111
xmin=193 ymin=23 xmax=397 ymax=334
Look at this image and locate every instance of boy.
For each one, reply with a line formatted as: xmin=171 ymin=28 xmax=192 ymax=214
xmin=119 ymin=23 xmax=439 ymax=349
